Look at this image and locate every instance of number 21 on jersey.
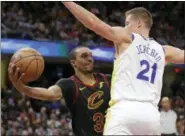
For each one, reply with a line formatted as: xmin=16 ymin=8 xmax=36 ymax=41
xmin=137 ymin=59 xmax=157 ymax=84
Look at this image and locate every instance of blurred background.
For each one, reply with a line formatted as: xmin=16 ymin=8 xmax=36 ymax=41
xmin=1 ymin=1 xmax=184 ymax=136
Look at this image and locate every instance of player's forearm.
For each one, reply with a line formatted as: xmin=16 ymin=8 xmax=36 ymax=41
xmin=15 ymin=84 xmax=55 ymax=101
xmin=63 ymin=2 xmax=100 ymax=31
xmin=170 ymin=49 xmax=184 ymax=64
xmin=164 ymin=46 xmax=185 ymax=64
xmin=179 ymin=50 xmax=184 ymax=64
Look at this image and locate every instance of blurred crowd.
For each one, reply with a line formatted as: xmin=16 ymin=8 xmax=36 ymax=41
xmin=1 ymin=86 xmax=73 ymax=136
xmin=1 ymin=2 xmax=185 ymax=48
xmin=1 ymin=1 xmax=185 ymax=136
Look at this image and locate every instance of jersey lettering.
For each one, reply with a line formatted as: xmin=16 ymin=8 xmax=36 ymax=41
xmin=93 ymin=112 xmax=104 ymax=133
xmin=137 ymin=59 xmax=157 ymax=84
xmin=136 ymin=45 xmax=162 ymax=62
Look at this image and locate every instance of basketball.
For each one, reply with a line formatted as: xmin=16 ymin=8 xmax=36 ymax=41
xmin=9 ymin=48 xmax=45 ymax=83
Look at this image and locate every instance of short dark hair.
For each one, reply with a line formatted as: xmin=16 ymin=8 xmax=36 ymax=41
xmin=125 ymin=7 xmax=153 ymax=29
xmin=69 ymin=46 xmax=87 ymax=60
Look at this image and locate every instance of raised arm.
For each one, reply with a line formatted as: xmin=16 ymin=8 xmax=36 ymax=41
xmin=8 ymin=63 xmax=62 ymax=101
xmin=63 ymin=2 xmax=131 ymax=43
xmin=163 ymin=45 xmax=184 ymax=64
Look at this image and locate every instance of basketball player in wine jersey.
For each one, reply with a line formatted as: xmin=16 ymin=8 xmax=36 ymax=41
xmin=8 ymin=46 xmax=111 ymax=136
xmin=63 ymin=2 xmax=184 ymax=135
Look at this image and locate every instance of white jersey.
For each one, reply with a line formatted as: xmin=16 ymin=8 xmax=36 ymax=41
xmin=110 ymin=33 xmax=165 ymax=107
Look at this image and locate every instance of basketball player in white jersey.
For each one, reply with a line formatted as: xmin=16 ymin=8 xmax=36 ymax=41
xmin=63 ymin=2 xmax=184 ymax=135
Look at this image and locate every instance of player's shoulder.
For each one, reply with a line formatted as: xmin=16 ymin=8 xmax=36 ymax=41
xmin=96 ymin=73 xmax=111 ymax=78
xmin=131 ymin=33 xmax=147 ymax=42
xmin=132 ymin=33 xmax=144 ymax=38
xmin=150 ymin=39 xmax=166 ymax=53
xmin=55 ymin=76 xmax=77 ymax=92
xmin=96 ymin=73 xmax=111 ymax=83
xmin=55 ymin=76 xmax=76 ymax=87
xmin=132 ymin=32 xmax=140 ymax=37
xmin=131 ymin=33 xmax=160 ymax=45
xmin=56 ymin=77 xmax=73 ymax=84
xmin=150 ymin=39 xmax=162 ymax=46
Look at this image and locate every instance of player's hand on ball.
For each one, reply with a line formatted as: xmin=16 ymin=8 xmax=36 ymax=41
xmin=8 ymin=63 xmax=25 ymax=86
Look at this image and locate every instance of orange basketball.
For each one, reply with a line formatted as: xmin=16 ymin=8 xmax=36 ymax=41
xmin=9 ymin=47 xmax=45 ymax=83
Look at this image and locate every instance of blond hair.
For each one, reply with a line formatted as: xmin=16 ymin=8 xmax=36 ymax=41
xmin=125 ymin=7 xmax=153 ymax=29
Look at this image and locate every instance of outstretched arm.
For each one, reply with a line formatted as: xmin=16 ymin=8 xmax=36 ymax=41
xmin=163 ymin=45 xmax=184 ymax=64
xmin=8 ymin=63 xmax=62 ymax=101
xmin=63 ymin=2 xmax=131 ymax=43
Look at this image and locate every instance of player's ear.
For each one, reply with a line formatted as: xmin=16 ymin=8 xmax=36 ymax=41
xmin=137 ymin=19 xmax=142 ymax=28
xmin=70 ymin=60 xmax=76 ymax=67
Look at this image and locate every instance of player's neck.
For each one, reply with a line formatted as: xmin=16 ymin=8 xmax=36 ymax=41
xmin=75 ymin=71 xmax=96 ymax=85
xmin=139 ymin=29 xmax=150 ymax=39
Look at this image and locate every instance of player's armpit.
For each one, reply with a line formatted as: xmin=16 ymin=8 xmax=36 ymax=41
xmin=94 ymin=25 xmax=132 ymax=44
xmin=163 ymin=45 xmax=184 ymax=64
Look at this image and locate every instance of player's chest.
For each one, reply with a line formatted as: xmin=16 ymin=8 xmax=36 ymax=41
xmin=77 ymin=81 xmax=110 ymax=110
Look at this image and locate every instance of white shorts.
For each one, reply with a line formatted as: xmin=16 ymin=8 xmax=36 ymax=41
xmin=103 ymin=100 xmax=161 ymax=135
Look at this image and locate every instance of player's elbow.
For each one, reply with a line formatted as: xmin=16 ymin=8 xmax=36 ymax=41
xmin=52 ymin=93 xmax=62 ymax=101
xmin=48 ymin=86 xmax=63 ymax=101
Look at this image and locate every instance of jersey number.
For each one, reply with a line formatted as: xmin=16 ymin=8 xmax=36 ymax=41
xmin=93 ymin=112 xmax=104 ymax=133
xmin=137 ymin=60 xmax=157 ymax=84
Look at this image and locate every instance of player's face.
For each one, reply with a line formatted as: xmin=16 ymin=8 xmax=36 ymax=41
xmin=73 ymin=47 xmax=94 ymax=73
xmin=125 ymin=14 xmax=140 ymax=33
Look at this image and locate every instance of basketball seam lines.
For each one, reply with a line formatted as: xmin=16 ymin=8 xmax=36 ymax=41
xmin=14 ymin=55 xmax=41 ymax=65
xmin=35 ymin=57 xmax=38 ymax=81
xmin=24 ymin=59 xmax=37 ymax=78
xmin=34 ymin=59 xmax=43 ymax=78
xmin=36 ymin=59 xmax=42 ymax=76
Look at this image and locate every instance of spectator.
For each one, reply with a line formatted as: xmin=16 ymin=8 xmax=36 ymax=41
xmin=176 ymin=119 xmax=184 ymax=136
xmin=22 ymin=130 xmax=28 ymax=136
xmin=160 ymin=97 xmax=177 ymax=136
xmin=1 ymin=2 xmax=184 ymax=49
xmin=35 ymin=126 xmax=46 ymax=136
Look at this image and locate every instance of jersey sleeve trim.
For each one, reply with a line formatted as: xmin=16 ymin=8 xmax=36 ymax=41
xmin=71 ymin=76 xmax=79 ymax=104
xmin=100 ymin=73 xmax=110 ymax=88
xmin=162 ymin=47 xmax=165 ymax=53
xmin=131 ymin=33 xmax=135 ymax=41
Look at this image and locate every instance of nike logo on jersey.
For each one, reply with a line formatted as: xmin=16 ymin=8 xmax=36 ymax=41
xmin=79 ymin=87 xmax=86 ymax=91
